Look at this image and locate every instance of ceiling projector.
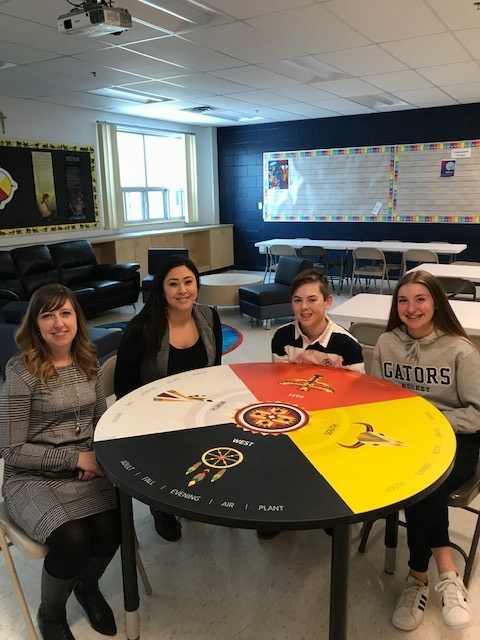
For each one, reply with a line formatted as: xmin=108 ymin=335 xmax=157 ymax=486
xmin=57 ymin=1 xmax=132 ymax=36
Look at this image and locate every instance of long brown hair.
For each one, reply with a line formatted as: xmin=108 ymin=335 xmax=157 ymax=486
xmin=386 ymin=270 xmax=468 ymax=338
xmin=15 ymin=284 xmax=97 ymax=385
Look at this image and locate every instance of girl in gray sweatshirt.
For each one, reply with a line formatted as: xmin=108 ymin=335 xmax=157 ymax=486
xmin=371 ymin=270 xmax=479 ymax=633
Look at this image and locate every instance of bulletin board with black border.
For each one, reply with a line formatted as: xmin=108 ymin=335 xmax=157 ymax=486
xmin=0 ymin=138 xmax=99 ymax=235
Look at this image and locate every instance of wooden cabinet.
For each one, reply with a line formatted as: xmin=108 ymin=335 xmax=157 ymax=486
xmin=92 ymin=225 xmax=233 ymax=277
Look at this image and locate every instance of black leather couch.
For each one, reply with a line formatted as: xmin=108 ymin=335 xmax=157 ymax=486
xmin=0 ymin=240 xmax=140 ymax=317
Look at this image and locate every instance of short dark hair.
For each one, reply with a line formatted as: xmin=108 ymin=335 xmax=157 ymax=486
xmin=290 ymin=269 xmax=331 ymax=299
xmin=386 ymin=270 xmax=468 ymax=338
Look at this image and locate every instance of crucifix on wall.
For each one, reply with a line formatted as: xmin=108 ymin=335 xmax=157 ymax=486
xmin=0 ymin=112 xmax=6 ymax=134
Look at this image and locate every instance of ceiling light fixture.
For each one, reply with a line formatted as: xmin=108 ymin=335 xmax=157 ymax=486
xmin=132 ymin=16 xmax=172 ymax=33
xmin=89 ymin=87 xmax=171 ymax=103
xmin=282 ymin=57 xmax=347 ymax=81
xmin=138 ymin=0 xmax=217 ymax=25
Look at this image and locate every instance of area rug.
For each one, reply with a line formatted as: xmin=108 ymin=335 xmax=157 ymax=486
xmin=96 ymin=321 xmax=243 ymax=355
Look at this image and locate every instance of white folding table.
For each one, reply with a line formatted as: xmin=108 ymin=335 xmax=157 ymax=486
xmin=329 ymin=293 xmax=480 ymax=335
xmin=408 ymin=263 xmax=480 ymax=284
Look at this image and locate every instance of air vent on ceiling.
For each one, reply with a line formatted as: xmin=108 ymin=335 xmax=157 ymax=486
xmin=183 ymin=105 xmax=215 ymax=113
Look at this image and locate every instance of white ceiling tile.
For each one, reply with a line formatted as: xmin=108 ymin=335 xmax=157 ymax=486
xmin=75 ymin=47 xmax=186 ymax=79
xmin=327 ymin=0 xmax=447 ymax=42
xmin=211 ymin=66 xmax=300 ymax=89
xmin=30 ymin=57 xmax=151 ymax=84
xmin=0 ymin=0 xmax=71 ymax=26
xmin=120 ymin=80 xmax=214 ymax=102
xmin=160 ymin=73 xmax=251 ymax=94
xmin=454 ymin=27 xmax=480 ymax=61
xmin=277 ymin=103 xmax=341 ymax=117
xmin=260 ymin=58 xmax=342 ymax=83
xmin=0 ymin=41 xmax=59 ymax=65
xmin=180 ymin=22 xmax=303 ymax=63
xmin=316 ymin=45 xmax=407 ymax=76
xmin=37 ymin=91 xmax=145 ymax=112
xmin=0 ymin=66 xmax=103 ymax=98
xmin=424 ymin=0 xmax=480 ymax=31
xmin=204 ymin=0 xmax=314 ymax=20
xmin=312 ymin=98 xmax=375 ymax=115
xmin=366 ymin=70 xmax=433 ymax=92
xmin=271 ymin=84 xmax=337 ymax=101
xmin=246 ymin=4 xmax=369 ymax=54
xmin=393 ymin=87 xmax=458 ymax=107
xmin=218 ymin=90 xmax=297 ymax=107
xmin=125 ymin=35 xmax=246 ymax=71
xmin=441 ymin=83 xmax=480 ymax=102
xmin=310 ymin=77 xmax=379 ymax=98
xmin=383 ymin=33 xmax=472 ymax=68
xmin=419 ymin=61 xmax=480 ymax=86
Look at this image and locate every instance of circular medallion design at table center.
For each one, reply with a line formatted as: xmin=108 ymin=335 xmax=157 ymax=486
xmin=235 ymin=402 xmax=309 ymax=435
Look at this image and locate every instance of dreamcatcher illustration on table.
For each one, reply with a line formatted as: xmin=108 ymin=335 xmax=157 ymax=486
xmin=186 ymin=447 xmax=244 ymax=486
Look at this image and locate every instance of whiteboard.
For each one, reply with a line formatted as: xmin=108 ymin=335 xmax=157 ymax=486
xmin=263 ymin=140 xmax=480 ymax=224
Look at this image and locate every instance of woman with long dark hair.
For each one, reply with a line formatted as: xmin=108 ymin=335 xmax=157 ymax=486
xmin=114 ymin=254 xmax=222 ymax=541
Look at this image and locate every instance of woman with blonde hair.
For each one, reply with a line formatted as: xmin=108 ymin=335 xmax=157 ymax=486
xmin=372 ymin=270 xmax=480 ymax=632
xmin=0 ymin=284 xmax=119 ymax=640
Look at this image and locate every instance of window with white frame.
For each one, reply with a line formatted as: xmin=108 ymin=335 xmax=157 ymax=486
xmin=116 ymin=129 xmax=192 ymax=224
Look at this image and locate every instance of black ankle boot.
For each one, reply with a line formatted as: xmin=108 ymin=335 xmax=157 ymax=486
xmin=74 ymin=583 xmax=116 ymax=636
xmin=38 ymin=569 xmax=76 ymax=640
xmin=37 ymin=610 xmax=75 ymax=640
xmin=74 ymin=556 xmax=116 ymax=636
xmin=151 ymin=508 xmax=182 ymax=541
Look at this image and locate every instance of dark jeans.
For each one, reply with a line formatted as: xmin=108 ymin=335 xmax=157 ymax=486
xmin=406 ymin=433 xmax=480 ymax=573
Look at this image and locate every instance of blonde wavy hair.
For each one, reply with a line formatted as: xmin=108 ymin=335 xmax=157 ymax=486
xmin=15 ymin=284 xmax=97 ymax=385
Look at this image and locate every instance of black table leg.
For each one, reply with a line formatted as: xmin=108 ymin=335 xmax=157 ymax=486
xmin=118 ymin=489 xmax=140 ymax=640
xmin=330 ymin=524 xmax=351 ymax=640
xmin=384 ymin=511 xmax=399 ymax=574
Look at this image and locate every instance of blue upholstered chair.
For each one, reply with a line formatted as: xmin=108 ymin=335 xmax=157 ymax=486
xmin=238 ymin=256 xmax=311 ymax=329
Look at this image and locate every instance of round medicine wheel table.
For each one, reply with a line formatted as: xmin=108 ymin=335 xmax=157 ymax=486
xmin=196 ymin=272 xmax=262 ymax=306
xmin=94 ymin=363 xmax=455 ymax=640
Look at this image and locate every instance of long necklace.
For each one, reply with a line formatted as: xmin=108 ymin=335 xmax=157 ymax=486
xmin=58 ymin=364 xmax=82 ymax=435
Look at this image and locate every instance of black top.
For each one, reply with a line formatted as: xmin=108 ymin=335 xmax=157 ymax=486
xmin=114 ymin=306 xmax=222 ymax=398
xmin=168 ymin=338 xmax=207 ymax=376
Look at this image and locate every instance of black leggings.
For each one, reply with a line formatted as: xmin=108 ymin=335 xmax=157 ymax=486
xmin=406 ymin=433 xmax=480 ymax=573
xmin=44 ymin=509 xmax=120 ymax=580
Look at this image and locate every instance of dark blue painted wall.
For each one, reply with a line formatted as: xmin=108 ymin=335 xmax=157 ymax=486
xmin=217 ymin=103 xmax=480 ymax=270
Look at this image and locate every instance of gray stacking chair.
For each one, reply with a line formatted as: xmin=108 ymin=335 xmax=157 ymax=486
xmin=401 ymin=248 xmax=438 ymax=276
xmin=264 ymin=244 xmax=296 ymax=282
xmin=0 ymin=458 xmax=48 ymax=640
xmin=350 ymin=247 xmax=392 ymax=295
xmin=437 ymin=276 xmax=476 ymax=301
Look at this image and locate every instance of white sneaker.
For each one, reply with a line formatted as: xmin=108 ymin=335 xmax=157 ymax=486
xmin=392 ymin=576 xmax=429 ymax=631
xmin=435 ymin=571 xmax=471 ymax=630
